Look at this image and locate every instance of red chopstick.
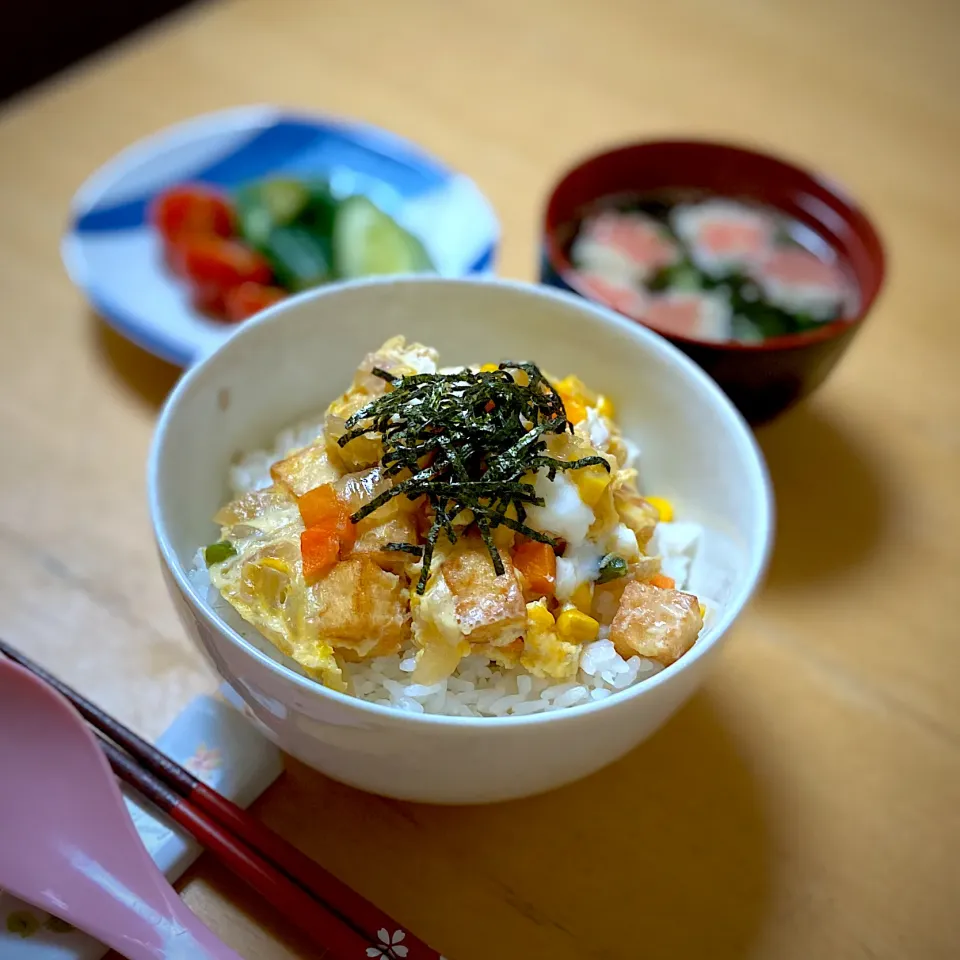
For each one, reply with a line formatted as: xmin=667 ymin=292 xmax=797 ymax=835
xmin=0 ymin=639 xmax=444 ymax=960
xmin=97 ymin=732 xmax=367 ymax=958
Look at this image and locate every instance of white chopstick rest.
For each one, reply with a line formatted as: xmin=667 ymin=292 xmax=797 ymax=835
xmin=0 ymin=694 xmax=283 ymax=959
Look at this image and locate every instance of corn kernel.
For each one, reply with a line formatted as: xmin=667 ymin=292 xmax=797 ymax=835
xmin=699 ymin=603 xmax=707 ymax=620
xmin=479 ymin=363 xmax=499 ymax=372
xmin=645 ymin=496 xmax=674 ymax=523
xmin=574 ymin=466 xmax=612 ymax=507
xmin=259 ymin=557 xmax=292 ymax=575
xmin=526 ymin=601 xmax=556 ymax=629
xmin=570 ymin=582 xmax=594 ymax=613
xmin=556 ymin=608 xmax=600 ymax=643
xmin=596 ymin=394 xmax=616 ymax=419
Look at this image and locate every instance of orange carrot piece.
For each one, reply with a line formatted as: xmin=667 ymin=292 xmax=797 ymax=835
xmin=649 ymin=573 xmax=676 ymax=589
xmin=297 ymin=484 xmax=340 ymax=529
xmin=298 ymin=483 xmax=356 ymax=554
xmin=301 ymin=527 xmax=339 ymax=584
xmin=513 ymin=539 xmax=557 ymax=595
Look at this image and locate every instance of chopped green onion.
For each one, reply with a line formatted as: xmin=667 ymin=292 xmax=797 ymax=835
xmin=205 ymin=541 xmax=237 ymax=567
xmin=597 ymin=553 xmax=628 ymax=583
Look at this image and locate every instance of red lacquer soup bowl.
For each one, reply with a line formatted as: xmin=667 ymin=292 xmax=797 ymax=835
xmin=541 ymin=140 xmax=886 ymax=424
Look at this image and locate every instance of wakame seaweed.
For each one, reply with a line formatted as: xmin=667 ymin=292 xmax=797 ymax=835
xmin=647 ymin=261 xmax=838 ymax=339
xmin=339 ymin=362 xmax=609 ymax=593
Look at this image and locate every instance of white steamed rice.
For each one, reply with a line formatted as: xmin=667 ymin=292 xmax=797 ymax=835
xmin=194 ymin=418 xmax=712 ymax=717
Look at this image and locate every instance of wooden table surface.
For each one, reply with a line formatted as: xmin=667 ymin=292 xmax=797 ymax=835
xmin=1 ymin=0 xmax=958 ymax=957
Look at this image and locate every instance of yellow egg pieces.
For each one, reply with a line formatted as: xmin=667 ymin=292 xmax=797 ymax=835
xmin=553 ymin=373 xmax=617 ymax=426
xmin=520 ymin=600 xmax=581 ymax=680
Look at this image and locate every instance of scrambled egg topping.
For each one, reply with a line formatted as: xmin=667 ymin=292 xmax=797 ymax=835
xmin=206 ymin=336 xmax=702 ymax=693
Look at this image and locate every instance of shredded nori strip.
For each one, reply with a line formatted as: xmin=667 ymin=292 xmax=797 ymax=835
xmin=340 ymin=362 xmax=609 ymax=593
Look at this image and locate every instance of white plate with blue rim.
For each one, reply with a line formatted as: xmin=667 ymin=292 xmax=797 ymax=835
xmin=62 ymin=105 xmax=500 ymax=366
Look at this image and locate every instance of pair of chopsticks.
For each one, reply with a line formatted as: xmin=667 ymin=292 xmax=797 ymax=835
xmin=0 ymin=639 xmax=443 ymax=960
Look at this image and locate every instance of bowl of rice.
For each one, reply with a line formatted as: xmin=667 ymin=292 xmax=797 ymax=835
xmin=149 ymin=276 xmax=772 ymax=803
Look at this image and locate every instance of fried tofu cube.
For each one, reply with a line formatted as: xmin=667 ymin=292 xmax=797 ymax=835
xmin=441 ymin=536 xmax=526 ymax=646
xmin=309 ymin=557 xmax=410 ymax=659
xmin=270 ymin=441 xmax=341 ymax=497
xmin=350 ymin=502 xmax=419 ymax=573
xmin=609 ymin=580 xmax=703 ymax=666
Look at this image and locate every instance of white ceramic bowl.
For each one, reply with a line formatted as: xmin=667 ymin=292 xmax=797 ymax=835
xmin=149 ymin=277 xmax=773 ymax=804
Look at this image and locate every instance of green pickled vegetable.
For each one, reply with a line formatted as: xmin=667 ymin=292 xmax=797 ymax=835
xmin=259 ymin=225 xmax=332 ymax=291
xmin=233 ymin=176 xmax=434 ymax=294
xmin=258 ymin=179 xmax=311 ymax=223
xmin=298 ymin=179 xmax=339 ymax=236
xmin=235 ymin=178 xmax=311 ymax=247
xmin=597 ymin=554 xmax=628 ymax=584
xmin=333 ymin=195 xmax=433 ymax=278
xmin=205 ymin=541 xmax=236 ymax=567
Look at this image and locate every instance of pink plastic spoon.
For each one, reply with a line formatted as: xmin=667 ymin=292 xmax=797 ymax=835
xmin=0 ymin=658 xmax=243 ymax=960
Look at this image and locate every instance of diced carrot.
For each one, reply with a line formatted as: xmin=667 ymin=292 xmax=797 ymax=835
xmin=301 ymin=527 xmax=339 ymax=583
xmin=297 ymin=483 xmax=357 ymax=557
xmin=649 ymin=573 xmax=676 ymax=589
xmin=298 ymin=484 xmax=354 ymax=538
xmin=513 ymin=539 xmax=557 ymax=596
xmin=297 ymin=484 xmax=340 ymax=528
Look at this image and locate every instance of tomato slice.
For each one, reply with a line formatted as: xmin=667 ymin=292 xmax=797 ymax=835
xmin=192 ymin=283 xmax=230 ymax=319
xmin=179 ymin=236 xmax=273 ymax=290
xmin=152 ymin=185 xmax=235 ymax=242
xmin=224 ymin=282 xmax=287 ymax=322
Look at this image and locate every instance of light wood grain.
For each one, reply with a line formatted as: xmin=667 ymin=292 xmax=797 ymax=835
xmin=1 ymin=0 xmax=958 ymax=957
